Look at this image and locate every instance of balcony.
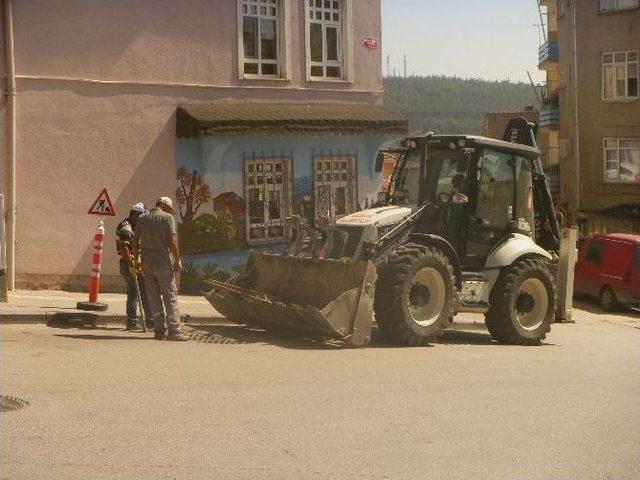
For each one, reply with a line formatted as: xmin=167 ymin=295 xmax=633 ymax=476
xmin=539 ymin=101 xmax=559 ymax=129
xmin=538 ymin=40 xmax=558 ymax=69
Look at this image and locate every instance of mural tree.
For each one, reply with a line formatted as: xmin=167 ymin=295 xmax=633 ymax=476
xmin=175 ymin=167 xmax=211 ymax=250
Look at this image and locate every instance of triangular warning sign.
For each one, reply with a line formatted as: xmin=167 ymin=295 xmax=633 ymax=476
xmin=88 ymin=187 xmax=116 ymax=216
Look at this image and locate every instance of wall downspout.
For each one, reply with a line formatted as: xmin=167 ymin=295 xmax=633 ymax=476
xmin=3 ymin=0 xmax=15 ymax=291
xmin=572 ymin=0 xmax=580 ymax=219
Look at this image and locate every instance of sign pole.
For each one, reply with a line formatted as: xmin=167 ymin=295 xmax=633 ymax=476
xmin=77 ymin=187 xmax=116 ymax=312
xmin=0 ymin=194 xmax=7 ymax=302
xmin=77 ymin=220 xmax=108 ymax=311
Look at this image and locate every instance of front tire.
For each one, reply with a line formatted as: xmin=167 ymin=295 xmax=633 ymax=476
xmin=485 ymin=258 xmax=556 ymax=345
xmin=374 ymin=243 xmax=457 ymax=346
xmin=599 ymin=286 xmax=618 ymax=312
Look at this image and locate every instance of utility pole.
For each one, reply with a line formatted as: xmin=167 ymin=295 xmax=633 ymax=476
xmin=403 ymin=54 xmax=407 ymax=78
xmin=537 ymin=0 xmax=548 ymax=43
xmin=386 ymin=54 xmax=390 ymax=77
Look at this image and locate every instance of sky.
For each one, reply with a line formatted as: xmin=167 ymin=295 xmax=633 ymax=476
xmin=381 ymin=0 xmax=546 ymax=83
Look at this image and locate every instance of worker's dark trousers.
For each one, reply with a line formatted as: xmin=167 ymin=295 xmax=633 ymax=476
xmin=119 ymin=262 xmax=151 ymax=324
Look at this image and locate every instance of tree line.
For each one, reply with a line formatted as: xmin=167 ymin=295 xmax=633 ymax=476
xmin=383 ymin=76 xmax=538 ymax=134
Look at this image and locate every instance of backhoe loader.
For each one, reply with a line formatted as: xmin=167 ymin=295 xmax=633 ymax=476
xmin=205 ymin=117 xmax=569 ymax=347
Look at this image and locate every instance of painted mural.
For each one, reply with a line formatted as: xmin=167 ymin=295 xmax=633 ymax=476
xmin=175 ymin=133 xmax=401 ymax=294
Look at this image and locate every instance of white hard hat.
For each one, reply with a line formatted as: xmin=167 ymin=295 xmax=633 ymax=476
xmin=156 ymin=196 xmax=174 ymax=213
xmin=131 ymin=202 xmax=146 ymax=213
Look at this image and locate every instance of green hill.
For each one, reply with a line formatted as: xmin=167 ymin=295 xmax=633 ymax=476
xmin=383 ymin=76 xmax=538 ymax=135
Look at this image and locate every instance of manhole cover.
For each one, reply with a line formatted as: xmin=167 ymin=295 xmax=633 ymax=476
xmin=1 ymin=396 xmax=30 ymax=412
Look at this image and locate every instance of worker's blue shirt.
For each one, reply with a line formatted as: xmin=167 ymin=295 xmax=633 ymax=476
xmin=116 ymin=218 xmax=134 ymax=264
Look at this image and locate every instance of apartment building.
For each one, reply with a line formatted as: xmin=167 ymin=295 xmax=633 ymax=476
xmin=0 ymin=0 xmax=406 ymax=291
xmin=538 ymin=0 xmax=639 ymax=233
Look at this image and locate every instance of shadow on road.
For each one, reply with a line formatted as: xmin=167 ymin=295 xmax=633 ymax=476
xmin=185 ymin=323 xmax=559 ymax=349
xmin=53 ymin=333 xmax=153 ymax=341
xmin=44 ymin=321 xmax=557 ymax=348
xmin=47 ymin=312 xmax=112 ymax=329
xmin=434 ymin=329 xmax=558 ymax=346
xmin=573 ymin=298 xmax=640 ymax=319
xmin=436 ymin=330 xmax=496 ymax=345
xmin=48 ymin=314 xmax=151 ymax=340
xmin=185 ymin=323 xmax=428 ymax=350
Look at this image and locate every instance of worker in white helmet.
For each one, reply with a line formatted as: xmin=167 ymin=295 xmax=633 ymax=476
xmin=132 ymin=197 xmax=187 ymax=341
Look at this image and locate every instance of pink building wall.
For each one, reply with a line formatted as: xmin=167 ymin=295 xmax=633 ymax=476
xmin=3 ymin=0 xmax=385 ymax=290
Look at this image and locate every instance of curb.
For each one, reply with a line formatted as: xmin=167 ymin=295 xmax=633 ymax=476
xmin=1 ymin=311 xmax=229 ymax=326
xmin=1 ymin=312 xmax=487 ymax=330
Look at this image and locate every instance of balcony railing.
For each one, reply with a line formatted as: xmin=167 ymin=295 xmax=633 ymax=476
xmin=539 ymin=104 xmax=559 ymax=128
xmin=538 ymin=41 xmax=559 ymax=67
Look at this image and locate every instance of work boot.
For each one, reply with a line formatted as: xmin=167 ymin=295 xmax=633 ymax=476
xmin=154 ymin=329 xmax=166 ymax=340
xmin=167 ymin=331 xmax=190 ymax=342
xmin=126 ymin=320 xmax=140 ymax=331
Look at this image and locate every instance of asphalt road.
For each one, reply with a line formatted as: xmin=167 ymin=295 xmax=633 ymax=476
xmin=2 ymin=302 xmax=639 ymax=479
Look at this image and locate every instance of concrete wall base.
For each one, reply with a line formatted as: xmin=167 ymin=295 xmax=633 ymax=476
xmin=16 ymin=273 xmax=125 ymax=293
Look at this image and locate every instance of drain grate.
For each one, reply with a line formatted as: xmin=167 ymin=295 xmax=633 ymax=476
xmin=188 ymin=331 xmax=246 ymax=345
xmin=1 ymin=396 xmax=30 ymax=413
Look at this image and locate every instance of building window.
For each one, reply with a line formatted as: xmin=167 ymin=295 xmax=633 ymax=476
xmin=305 ymin=0 xmax=345 ymax=80
xmin=245 ymin=157 xmax=292 ymax=244
xmin=238 ymin=0 xmax=280 ymax=77
xmin=313 ymin=156 xmax=357 ymax=224
xmin=603 ymin=138 xmax=640 ymax=184
xmin=602 ymin=51 xmax=639 ymax=100
xmin=599 ymin=0 xmax=639 ymax=12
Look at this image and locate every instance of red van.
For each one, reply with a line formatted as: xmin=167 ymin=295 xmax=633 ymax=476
xmin=574 ymin=233 xmax=640 ymax=311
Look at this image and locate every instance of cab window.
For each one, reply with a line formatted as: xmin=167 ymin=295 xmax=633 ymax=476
xmin=432 ymin=150 xmax=470 ymax=198
xmin=475 ymin=149 xmax=515 ymax=230
xmin=392 ymin=148 xmax=421 ymax=208
xmin=514 ymin=155 xmax=535 ymax=235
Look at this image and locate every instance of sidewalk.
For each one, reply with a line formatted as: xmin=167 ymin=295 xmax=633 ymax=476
xmin=0 ymin=290 xmax=225 ymax=326
xmin=1 ymin=289 xmax=491 ymax=330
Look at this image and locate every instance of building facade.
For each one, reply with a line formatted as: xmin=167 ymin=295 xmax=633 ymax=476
xmin=0 ymin=0 xmax=406 ymax=291
xmin=538 ymin=0 xmax=640 ymax=233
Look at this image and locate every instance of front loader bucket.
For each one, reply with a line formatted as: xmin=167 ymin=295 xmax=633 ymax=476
xmin=204 ymin=252 xmax=377 ymax=347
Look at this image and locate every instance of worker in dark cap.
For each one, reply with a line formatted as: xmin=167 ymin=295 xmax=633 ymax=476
xmin=116 ymin=202 xmax=152 ymax=331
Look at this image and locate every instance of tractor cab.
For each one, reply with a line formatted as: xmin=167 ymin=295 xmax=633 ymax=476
xmin=379 ymin=134 xmax=558 ymax=271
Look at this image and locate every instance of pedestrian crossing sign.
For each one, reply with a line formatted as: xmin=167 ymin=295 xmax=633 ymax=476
xmin=88 ymin=187 xmax=116 ymax=216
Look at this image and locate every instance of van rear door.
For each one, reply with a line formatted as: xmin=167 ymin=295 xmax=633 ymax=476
xmin=600 ymin=239 xmax=633 ymax=292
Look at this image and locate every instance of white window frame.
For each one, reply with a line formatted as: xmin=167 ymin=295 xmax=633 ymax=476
xmin=603 ymin=138 xmax=640 ymax=184
xmin=599 ymin=0 xmax=639 ymax=13
xmin=313 ymin=155 xmax=358 ymax=224
xmin=304 ymin=0 xmax=353 ymax=82
xmin=237 ymin=0 xmax=291 ymax=80
xmin=244 ymin=156 xmax=293 ymax=245
xmin=602 ymin=50 xmax=639 ymax=101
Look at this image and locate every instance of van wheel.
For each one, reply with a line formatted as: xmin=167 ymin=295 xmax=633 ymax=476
xmin=599 ymin=286 xmax=618 ymax=312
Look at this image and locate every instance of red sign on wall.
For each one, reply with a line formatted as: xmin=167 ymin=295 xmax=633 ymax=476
xmin=363 ymin=37 xmax=379 ymax=49
xmin=87 ymin=187 xmax=116 ymax=216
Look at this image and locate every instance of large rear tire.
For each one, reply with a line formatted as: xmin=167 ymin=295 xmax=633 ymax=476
xmin=485 ymin=258 xmax=556 ymax=345
xmin=374 ymin=243 xmax=457 ymax=346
